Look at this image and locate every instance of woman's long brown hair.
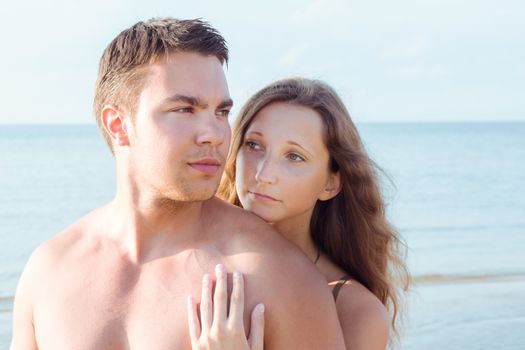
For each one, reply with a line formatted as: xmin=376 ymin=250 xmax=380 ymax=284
xmin=218 ymin=77 xmax=410 ymax=333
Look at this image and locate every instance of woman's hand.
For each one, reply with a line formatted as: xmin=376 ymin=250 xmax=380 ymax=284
xmin=187 ymin=264 xmax=265 ymax=350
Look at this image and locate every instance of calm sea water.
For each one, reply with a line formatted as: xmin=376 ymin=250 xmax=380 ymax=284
xmin=1 ymin=123 xmax=524 ymax=349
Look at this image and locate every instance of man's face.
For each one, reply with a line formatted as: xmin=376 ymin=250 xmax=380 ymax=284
xmin=126 ymin=52 xmax=232 ymax=202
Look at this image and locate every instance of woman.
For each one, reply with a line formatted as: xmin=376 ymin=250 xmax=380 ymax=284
xmin=187 ymin=77 xmax=410 ymax=349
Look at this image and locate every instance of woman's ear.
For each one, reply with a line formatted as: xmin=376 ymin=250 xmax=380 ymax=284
xmin=318 ymin=171 xmax=342 ymax=201
xmin=101 ymin=105 xmax=129 ymax=147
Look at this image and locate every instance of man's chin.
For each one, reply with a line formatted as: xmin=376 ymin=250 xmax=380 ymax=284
xmin=172 ymin=187 xmax=219 ymax=202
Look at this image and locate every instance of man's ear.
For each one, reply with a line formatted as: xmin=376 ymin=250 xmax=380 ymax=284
xmin=101 ymin=105 xmax=129 ymax=147
xmin=318 ymin=171 xmax=342 ymax=201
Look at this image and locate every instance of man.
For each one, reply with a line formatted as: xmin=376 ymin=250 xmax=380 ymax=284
xmin=10 ymin=18 xmax=345 ymax=349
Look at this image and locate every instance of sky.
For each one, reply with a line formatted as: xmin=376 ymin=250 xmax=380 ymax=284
xmin=0 ymin=0 xmax=523 ymax=124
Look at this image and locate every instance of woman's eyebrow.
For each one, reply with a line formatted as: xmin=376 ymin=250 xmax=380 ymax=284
xmin=287 ymin=140 xmax=312 ymax=156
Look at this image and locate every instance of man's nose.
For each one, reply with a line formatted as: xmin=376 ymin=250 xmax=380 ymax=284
xmin=195 ymin=113 xmax=228 ymax=146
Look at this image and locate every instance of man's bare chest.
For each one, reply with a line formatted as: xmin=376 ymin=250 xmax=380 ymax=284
xmin=32 ymin=256 xmax=210 ymax=349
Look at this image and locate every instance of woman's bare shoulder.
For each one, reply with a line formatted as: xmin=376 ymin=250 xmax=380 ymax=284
xmin=335 ymin=280 xmax=390 ymax=350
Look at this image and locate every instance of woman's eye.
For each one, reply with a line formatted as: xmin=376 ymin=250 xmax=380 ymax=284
xmin=287 ymin=153 xmax=305 ymax=162
xmin=245 ymin=140 xmax=261 ymax=150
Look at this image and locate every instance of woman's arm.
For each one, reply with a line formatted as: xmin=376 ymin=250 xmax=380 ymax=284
xmin=187 ymin=264 xmax=265 ymax=350
xmin=336 ymin=283 xmax=390 ymax=350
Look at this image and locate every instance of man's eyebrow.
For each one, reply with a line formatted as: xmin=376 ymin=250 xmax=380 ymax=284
xmin=217 ymin=98 xmax=234 ymax=109
xmin=162 ymin=94 xmax=233 ymax=110
xmin=162 ymin=94 xmax=206 ymax=108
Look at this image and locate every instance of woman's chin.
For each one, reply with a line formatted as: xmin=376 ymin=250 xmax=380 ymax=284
xmin=247 ymin=208 xmax=280 ymax=225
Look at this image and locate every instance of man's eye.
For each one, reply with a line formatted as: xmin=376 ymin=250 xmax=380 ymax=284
xmin=173 ymin=107 xmax=193 ymax=113
xmin=216 ymin=109 xmax=231 ymax=117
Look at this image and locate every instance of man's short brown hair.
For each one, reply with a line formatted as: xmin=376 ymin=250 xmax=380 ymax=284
xmin=93 ymin=17 xmax=229 ymax=150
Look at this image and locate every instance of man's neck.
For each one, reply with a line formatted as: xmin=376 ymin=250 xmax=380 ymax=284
xmin=104 ymin=185 xmax=208 ymax=265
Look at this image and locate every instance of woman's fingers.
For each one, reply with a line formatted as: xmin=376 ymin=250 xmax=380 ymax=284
xmin=200 ymin=273 xmax=213 ymax=333
xmin=187 ymin=267 xmax=263 ymax=350
xmin=228 ymin=270 xmax=245 ymax=329
xmin=212 ymin=264 xmax=228 ymax=329
xmin=187 ymin=296 xmax=201 ymax=345
xmin=248 ymin=304 xmax=265 ymax=350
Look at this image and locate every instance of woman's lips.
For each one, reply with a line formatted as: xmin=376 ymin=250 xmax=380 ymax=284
xmin=249 ymin=191 xmax=278 ymax=202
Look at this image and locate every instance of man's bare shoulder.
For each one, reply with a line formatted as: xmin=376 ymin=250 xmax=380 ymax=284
xmin=207 ymin=197 xmax=294 ymax=251
xmin=26 ymin=207 xmax=107 ymax=272
xmin=207 ymin=198 xmax=332 ymax=301
xmin=13 ymin=207 xmax=105 ymax=319
xmin=205 ymin=199 xmax=345 ymax=348
xmin=207 ymin=197 xmax=272 ymax=229
xmin=209 ymin=199 xmax=326 ymax=275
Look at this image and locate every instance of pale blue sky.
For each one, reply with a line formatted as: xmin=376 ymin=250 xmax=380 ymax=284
xmin=0 ymin=0 xmax=523 ymax=124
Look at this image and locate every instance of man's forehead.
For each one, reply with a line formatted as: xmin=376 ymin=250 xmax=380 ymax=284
xmin=150 ymin=51 xmax=225 ymax=74
xmin=142 ymin=54 xmax=231 ymax=104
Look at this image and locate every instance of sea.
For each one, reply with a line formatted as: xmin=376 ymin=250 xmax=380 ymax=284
xmin=1 ymin=122 xmax=524 ymax=349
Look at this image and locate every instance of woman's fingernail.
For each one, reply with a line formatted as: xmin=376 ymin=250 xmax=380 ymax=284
xmin=257 ymin=303 xmax=265 ymax=314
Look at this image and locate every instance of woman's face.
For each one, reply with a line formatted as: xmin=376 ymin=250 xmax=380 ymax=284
xmin=235 ymin=102 xmax=339 ymax=225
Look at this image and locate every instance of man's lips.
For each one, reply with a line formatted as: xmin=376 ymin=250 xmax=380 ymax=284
xmin=249 ymin=191 xmax=278 ymax=202
xmin=188 ymin=158 xmax=221 ymax=175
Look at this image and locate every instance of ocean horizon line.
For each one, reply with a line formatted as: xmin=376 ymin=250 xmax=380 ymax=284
xmin=401 ymin=223 xmax=525 ymax=234
xmin=1 ymin=120 xmax=525 ymax=127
